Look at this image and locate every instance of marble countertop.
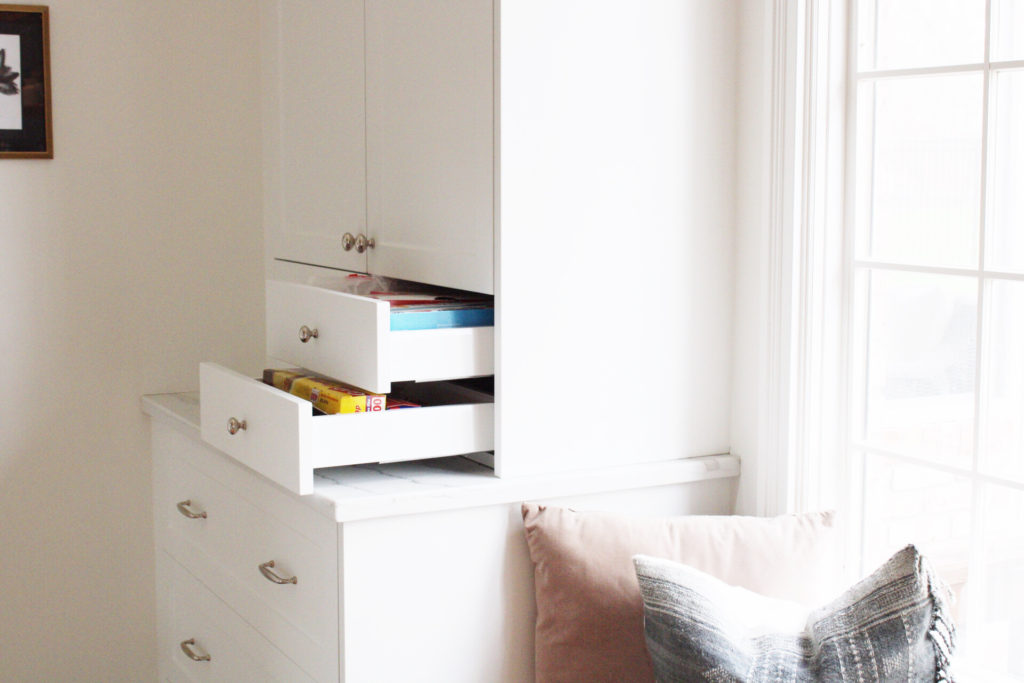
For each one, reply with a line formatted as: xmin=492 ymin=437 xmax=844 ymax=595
xmin=142 ymin=392 xmax=740 ymax=522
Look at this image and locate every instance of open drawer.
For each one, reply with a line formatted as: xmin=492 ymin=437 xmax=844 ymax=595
xmin=199 ymin=362 xmax=494 ymax=495
xmin=266 ymin=279 xmax=494 ymax=394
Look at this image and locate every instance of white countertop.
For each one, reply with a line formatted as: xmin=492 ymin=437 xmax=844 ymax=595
xmin=142 ymin=392 xmax=740 ymax=522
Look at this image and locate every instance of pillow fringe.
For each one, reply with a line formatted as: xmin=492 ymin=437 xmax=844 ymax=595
xmin=921 ymin=553 xmax=957 ymax=683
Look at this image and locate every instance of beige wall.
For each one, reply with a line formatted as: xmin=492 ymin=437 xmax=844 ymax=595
xmin=0 ymin=2 xmax=263 ymax=679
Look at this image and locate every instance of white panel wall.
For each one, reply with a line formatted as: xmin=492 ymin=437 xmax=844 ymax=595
xmin=498 ymin=1 xmax=738 ymax=476
xmin=0 ymin=2 xmax=263 ymax=680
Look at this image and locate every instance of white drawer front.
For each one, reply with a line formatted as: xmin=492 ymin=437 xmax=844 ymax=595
xmin=200 ymin=362 xmax=312 ymax=494
xmin=155 ymin=455 xmax=337 ymax=681
xmin=266 ymin=279 xmax=494 ymax=393
xmin=266 ymin=280 xmax=388 ymax=393
xmin=159 ymin=552 xmax=317 ymax=683
xmin=200 ymin=362 xmax=494 ymax=495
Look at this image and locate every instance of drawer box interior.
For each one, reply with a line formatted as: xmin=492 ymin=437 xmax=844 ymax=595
xmin=300 ymin=377 xmax=494 ymax=417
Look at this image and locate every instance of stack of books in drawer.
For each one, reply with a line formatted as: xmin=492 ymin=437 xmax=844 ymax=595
xmin=329 ymin=273 xmax=494 ymax=331
xmin=365 ymin=291 xmax=493 ymax=331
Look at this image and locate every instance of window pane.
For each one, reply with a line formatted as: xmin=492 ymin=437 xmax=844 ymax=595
xmin=992 ymin=0 xmax=1024 ymax=61
xmin=958 ymin=483 xmax=1024 ymax=679
xmin=857 ymin=0 xmax=985 ymax=71
xmin=863 ymin=465 xmax=1024 ymax=680
xmin=856 ymin=75 xmax=982 ymax=268
xmin=986 ymin=69 xmax=1024 ymax=273
xmin=861 ymin=454 xmax=972 ymax=614
xmin=979 ymin=280 xmax=1024 ymax=482
xmin=861 ymin=271 xmax=976 ymax=467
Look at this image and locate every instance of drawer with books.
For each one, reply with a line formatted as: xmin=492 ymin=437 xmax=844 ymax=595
xmin=199 ymin=362 xmax=494 ymax=495
xmin=266 ymin=278 xmax=494 ymax=394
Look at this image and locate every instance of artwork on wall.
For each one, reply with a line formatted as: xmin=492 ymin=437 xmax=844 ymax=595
xmin=0 ymin=4 xmax=50 ymax=158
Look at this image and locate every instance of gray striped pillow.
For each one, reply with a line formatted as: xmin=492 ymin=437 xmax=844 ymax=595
xmin=633 ymin=545 xmax=956 ymax=682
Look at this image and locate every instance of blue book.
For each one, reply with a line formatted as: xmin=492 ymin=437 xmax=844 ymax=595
xmin=390 ymin=307 xmax=494 ymax=331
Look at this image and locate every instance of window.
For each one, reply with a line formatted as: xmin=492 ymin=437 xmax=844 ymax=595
xmin=849 ymin=0 xmax=1024 ymax=676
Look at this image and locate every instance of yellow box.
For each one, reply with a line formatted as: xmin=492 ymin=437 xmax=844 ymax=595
xmin=262 ymin=369 xmax=385 ymax=415
xmin=289 ymin=377 xmax=366 ymax=414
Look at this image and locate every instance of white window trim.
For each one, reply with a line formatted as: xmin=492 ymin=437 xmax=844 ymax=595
xmin=732 ymin=0 xmax=849 ymax=520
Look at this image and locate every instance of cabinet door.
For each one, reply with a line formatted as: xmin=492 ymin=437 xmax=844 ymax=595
xmin=365 ymin=0 xmax=495 ymax=294
xmin=263 ymin=0 xmax=367 ymax=272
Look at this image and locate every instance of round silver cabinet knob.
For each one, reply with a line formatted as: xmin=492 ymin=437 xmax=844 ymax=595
xmin=355 ymin=234 xmax=376 ymax=254
xmin=342 ymin=232 xmax=356 ymax=251
xmin=227 ymin=417 xmax=247 ymax=435
xmin=299 ymin=325 xmax=319 ymax=343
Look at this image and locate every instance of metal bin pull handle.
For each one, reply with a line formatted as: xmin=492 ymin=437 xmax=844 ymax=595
xmin=259 ymin=560 xmax=298 ymax=585
xmin=180 ymin=638 xmax=211 ymax=662
xmin=176 ymin=500 xmax=207 ymax=520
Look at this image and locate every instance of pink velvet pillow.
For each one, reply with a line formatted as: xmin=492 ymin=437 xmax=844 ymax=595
xmin=521 ymin=503 xmax=838 ymax=683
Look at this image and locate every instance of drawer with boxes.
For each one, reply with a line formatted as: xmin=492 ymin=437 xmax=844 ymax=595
xmin=200 ymin=271 xmax=496 ymax=496
xmin=199 ymin=362 xmax=494 ymax=495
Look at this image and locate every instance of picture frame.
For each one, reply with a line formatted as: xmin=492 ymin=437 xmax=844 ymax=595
xmin=0 ymin=4 xmax=50 ymax=158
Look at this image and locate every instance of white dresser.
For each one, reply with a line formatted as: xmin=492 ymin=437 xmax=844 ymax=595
xmin=146 ymin=392 xmax=739 ymax=683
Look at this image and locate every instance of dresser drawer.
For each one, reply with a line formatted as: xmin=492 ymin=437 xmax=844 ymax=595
xmin=154 ymin=447 xmax=338 ymax=681
xmin=199 ymin=361 xmax=494 ymax=495
xmin=157 ymin=552 xmax=317 ymax=683
xmin=266 ymin=279 xmax=494 ymax=393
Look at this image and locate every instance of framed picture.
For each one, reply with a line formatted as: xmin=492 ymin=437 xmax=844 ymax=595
xmin=0 ymin=4 xmax=50 ymax=158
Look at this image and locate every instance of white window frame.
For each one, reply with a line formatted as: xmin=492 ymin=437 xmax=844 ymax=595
xmin=733 ymin=0 xmax=849 ymax=524
xmin=741 ymin=0 xmax=1024 ymax=674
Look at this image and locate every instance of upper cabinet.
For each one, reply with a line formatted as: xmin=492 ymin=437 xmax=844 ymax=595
xmin=262 ymin=0 xmax=495 ymax=295
xmin=365 ymin=0 xmax=494 ymax=295
xmin=257 ymin=1 xmax=738 ymax=479
xmin=262 ymin=0 xmax=368 ymax=275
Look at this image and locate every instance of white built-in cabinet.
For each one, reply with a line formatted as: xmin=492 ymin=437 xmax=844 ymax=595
xmin=232 ymin=0 xmax=499 ymax=500
xmin=258 ymin=0 xmax=739 ymax=480
xmin=263 ymin=0 xmax=494 ymax=295
xmin=153 ymin=0 xmax=741 ymax=680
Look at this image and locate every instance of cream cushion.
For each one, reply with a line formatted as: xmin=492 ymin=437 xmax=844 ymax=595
xmin=521 ymin=504 xmax=839 ymax=683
